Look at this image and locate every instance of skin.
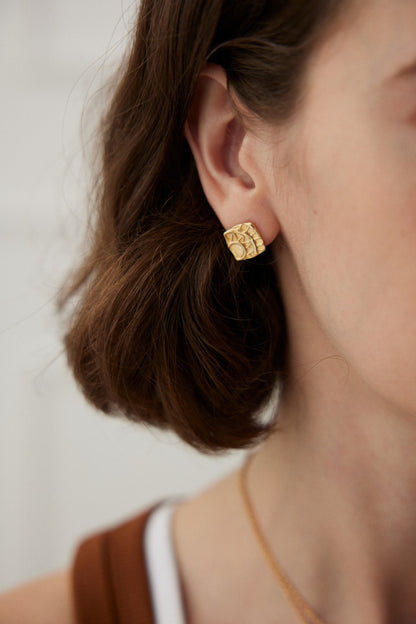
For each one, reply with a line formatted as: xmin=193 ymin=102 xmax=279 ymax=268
xmin=177 ymin=0 xmax=416 ymax=622
xmin=2 ymin=1 xmax=416 ymax=622
xmin=0 ymin=569 xmax=75 ymax=623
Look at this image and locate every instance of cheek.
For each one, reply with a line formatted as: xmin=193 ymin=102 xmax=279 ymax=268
xmin=296 ymin=112 xmax=416 ymax=409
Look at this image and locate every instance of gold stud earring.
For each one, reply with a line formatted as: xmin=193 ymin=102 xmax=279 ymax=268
xmin=223 ymin=222 xmax=266 ymax=261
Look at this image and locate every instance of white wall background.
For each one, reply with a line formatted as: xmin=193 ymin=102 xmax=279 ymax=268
xmin=0 ymin=0 xmax=245 ymax=593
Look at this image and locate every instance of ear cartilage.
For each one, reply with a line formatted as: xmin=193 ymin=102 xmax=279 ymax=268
xmin=223 ymin=222 xmax=266 ymax=260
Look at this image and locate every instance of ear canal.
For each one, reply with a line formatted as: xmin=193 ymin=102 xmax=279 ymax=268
xmin=223 ymin=222 xmax=266 ymax=260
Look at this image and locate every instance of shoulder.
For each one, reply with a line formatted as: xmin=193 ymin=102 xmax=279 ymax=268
xmin=0 ymin=501 xmax=164 ymax=624
xmin=0 ymin=568 xmax=76 ymax=624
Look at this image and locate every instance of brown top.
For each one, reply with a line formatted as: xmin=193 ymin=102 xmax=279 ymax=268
xmin=71 ymin=501 xmax=163 ymax=624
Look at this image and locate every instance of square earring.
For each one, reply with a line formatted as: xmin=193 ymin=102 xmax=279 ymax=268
xmin=223 ymin=222 xmax=266 ymax=260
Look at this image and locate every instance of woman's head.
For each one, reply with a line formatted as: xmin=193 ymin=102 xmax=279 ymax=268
xmin=57 ymin=0 xmax=406 ymax=454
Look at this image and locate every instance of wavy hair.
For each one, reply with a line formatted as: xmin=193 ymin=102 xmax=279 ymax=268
xmin=56 ymin=0 xmax=346 ymax=453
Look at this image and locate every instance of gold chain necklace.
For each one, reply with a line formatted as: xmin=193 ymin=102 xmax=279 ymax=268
xmin=238 ymin=453 xmax=328 ymax=624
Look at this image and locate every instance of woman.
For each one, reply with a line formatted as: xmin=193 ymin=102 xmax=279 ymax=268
xmin=2 ymin=0 xmax=416 ymax=621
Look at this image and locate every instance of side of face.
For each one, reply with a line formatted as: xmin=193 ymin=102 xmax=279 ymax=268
xmin=271 ymin=0 xmax=416 ymax=413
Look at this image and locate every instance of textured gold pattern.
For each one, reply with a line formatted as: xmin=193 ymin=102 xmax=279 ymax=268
xmin=223 ymin=222 xmax=266 ymax=260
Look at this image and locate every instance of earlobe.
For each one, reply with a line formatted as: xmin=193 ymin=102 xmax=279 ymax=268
xmin=184 ymin=63 xmax=280 ymax=247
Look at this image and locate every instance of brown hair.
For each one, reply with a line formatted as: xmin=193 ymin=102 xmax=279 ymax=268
xmin=56 ymin=0 xmax=346 ymax=453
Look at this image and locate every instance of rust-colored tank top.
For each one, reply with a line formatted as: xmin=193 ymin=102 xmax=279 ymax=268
xmin=71 ymin=501 xmax=161 ymax=624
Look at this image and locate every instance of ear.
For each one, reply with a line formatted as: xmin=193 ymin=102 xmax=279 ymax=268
xmin=184 ymin=63 xmax=280 ymax=246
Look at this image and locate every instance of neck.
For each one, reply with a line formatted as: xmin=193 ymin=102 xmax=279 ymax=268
xmin=250 ymin=361 xmax=416 ymax=624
